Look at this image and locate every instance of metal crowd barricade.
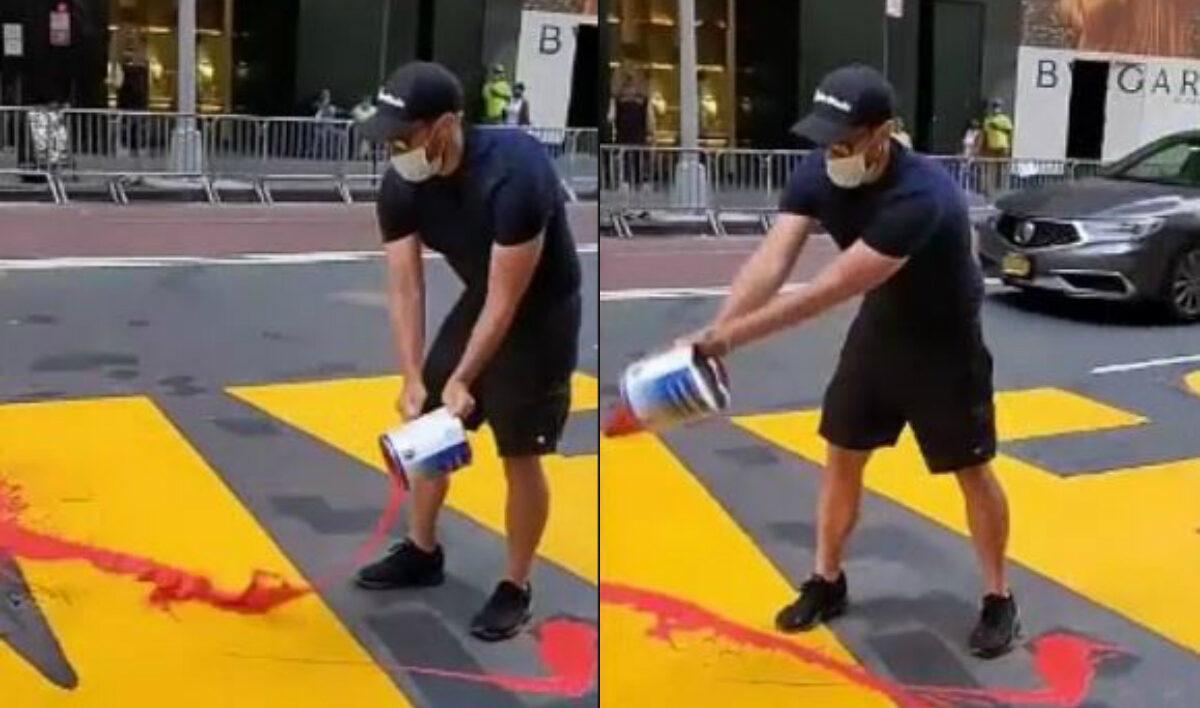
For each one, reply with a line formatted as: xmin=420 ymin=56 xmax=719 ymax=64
xmin=601 ymin=144 xmax=1105 ymax=238
xmin=0 ymin=105 xmax=596 ymax=205
xmin=600 ymin=145 xmax=808 ymax=237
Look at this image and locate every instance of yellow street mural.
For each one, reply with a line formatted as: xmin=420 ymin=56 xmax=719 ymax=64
xmin=2 ymin=373 xmax=1198 ymax=706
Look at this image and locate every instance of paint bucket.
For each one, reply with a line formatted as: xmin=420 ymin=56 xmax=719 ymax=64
xmin=378 ymin=408 xmax=472 ymax=490
xmin=613 ymin=345 xmax=730 ymax=434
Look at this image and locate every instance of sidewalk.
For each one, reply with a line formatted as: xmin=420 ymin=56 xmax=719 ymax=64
xmin=0 ymin=202 xmax=597 ymax=259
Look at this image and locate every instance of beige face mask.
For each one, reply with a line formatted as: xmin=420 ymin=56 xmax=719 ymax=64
xmin=825 ymin=126 xmax=888 ymax=189
xmin=391 ymin=146 xmax=442 ymax=183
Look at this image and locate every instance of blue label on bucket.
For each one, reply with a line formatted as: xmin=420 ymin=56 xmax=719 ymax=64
xmin=404 ymin=440 xmax=472 ymax=478
xmin=378 ymin=408 xmax=472 ymax=484
xmin=620 ymin=346 xmax=730 ymax=431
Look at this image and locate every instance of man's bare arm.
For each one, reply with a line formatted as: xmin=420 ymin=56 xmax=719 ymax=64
xmin=713 ymin=213 xmax=813 ymax=326
xmin=384 ymin=235 xmax=426 ymax=380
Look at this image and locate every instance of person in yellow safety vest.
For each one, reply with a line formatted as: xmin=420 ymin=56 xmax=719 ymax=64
xmin=482 ymin=64 xmax=512 ymax=124
xmin=982 ymin=98 xmax=1013 ymax=158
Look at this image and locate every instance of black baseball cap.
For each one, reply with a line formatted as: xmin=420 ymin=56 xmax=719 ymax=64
xmin=792 ymin=64 xmax=895 ymax=146
xmin=358 ymin=62 xmax=464 ymax=142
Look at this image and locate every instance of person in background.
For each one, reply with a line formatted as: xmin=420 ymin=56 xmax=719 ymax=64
xmin=504 ymin=82 xmax=532 ymax=126
xmin=981 ymin=100 xmax=1013 ymax=196
xmin=116 ymin=39 xmax=149 ymax=156
xmin=607 ymin=70 xmax=655 ymax=192
xmin=962 ymin=119 xmax=983 ymax=158
xmin=482 ymin=64 xmax=513 ymax=124
xmin=312 ymin=88 xmax=340 ymax=159
xmin=352 ymin=95 xmax=378 ymax=160
xmin=981 ymin=99 xmax=1013 ymax=159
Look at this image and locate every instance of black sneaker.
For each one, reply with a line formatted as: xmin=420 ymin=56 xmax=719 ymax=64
xmin=775 ymin=572 xmax=848 ymax=632
xmin=470 ymin=580 xmax=533 ymax=642
xmin=969 ymin=592 xmax=1020 ymax=658
xmin=354 ymin=539 xmax=445 ymax=590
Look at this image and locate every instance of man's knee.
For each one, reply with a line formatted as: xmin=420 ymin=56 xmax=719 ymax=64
xmin=825 ymin=444 xmax=871 ymax=478
xmin=954 ymin=463 xmax=1004 ymax=496
xmin=502 ymin=455 xmax=544 ymax=479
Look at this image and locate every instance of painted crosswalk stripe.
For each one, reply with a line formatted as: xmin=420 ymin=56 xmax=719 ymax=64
xmin=0 ymin=396 xmax=408 ymax=707
xmin=734 ymin=386 xmax=1200 ymax=654
xmin=600 ymin=433 xmax=891 ymax=706
xmin=227 ymin=374 xmax=599 ymax=583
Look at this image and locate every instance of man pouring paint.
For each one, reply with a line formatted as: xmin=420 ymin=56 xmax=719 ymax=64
xmin=677 ymin=65 xmax=1018 ymax=658
xmin=355 ymin=62 xmax=582 ymax=641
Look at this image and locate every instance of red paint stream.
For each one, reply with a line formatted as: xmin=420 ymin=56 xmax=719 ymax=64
xmin=603 ymin=402 xmax=643 ymax=438
xmin=600 ymin=582 xmax=1121 ymax=708
xmin=0 ymin=475 xmax=405 ymax=613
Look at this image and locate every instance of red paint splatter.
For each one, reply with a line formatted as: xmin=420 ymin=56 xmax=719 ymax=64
xmin=398 ymin=618 xmax=597 ymax=697
xmin=0 ymin=472 xmax=603 ymax=698
xmin=602 ymin=402 xmax=643 ymax=438
xmin=601 ymin=582 xmax=931 ymax=707
xmin=906 ymin=634 xmax=1123 ymax=707
xmin=600 ymin=582 xmax=1121 ymax=708
xmin=0 ymin=473 xmax=406 ymax=614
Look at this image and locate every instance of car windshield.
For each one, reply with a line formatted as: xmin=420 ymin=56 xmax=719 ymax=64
xmin=1105 ymin=136 xmax=1200 ymax=187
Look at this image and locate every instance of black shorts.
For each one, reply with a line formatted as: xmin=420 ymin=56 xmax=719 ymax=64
xmin=819 ymin=318 xmax=997 ymax=473
xmin=421 ymin=293 xmax=580 ymax=458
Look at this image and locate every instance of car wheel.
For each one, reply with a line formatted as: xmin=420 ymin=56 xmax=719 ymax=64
xmin=1165 ymin=246 xmax=1200 ymax=322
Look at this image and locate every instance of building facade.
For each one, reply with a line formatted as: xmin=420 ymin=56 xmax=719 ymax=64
xmin=1015 ymin=0 xmax=1200 ymax=161
xmin=0 ymin=0 xmax=597 ymax=127
xmin=603 ymin=0 xmax=1023 ymax=153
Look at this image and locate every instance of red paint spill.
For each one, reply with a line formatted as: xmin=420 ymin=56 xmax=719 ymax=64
xmin=600 ymin=582 xmax=1119 ymax=708
xmin=602 ymin=402 xmax=642 ymax=438
xmin=0 ymin=472 xmax=602 ymax=697
xmin=906 ymin=634 xmax=1123 ymax=707
xmin=0 ymin=473 xmax=406 ymax=614
xmin=398 ymin=618 xmax=597 ymax=697
xmin=601 ymin=582 xmax=930 ymax=707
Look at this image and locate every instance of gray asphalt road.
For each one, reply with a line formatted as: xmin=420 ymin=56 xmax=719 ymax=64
xmin=600 ymin=286 xmax=1200 ymax=706
xmin=0 ymin=251 xmax=598 ymax=707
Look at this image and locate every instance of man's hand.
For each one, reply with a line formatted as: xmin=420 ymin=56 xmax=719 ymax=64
xmin=397 ymin=378 xmax=427 ymax=420
xmin=673 ymin=326 xmax=730 ymax=359
xmin=441 ymin=378 xmax=476 ymax=420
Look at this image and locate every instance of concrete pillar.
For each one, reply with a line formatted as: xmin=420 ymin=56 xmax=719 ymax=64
xmin=172 ymin=0 xmax=202 ymax=172
xmin=673 ymin=0 xmax=708 ymax=209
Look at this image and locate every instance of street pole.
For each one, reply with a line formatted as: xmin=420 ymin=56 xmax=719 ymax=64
xmin=673 ymin=0 xmax=707 ymax=209
xmin=172 ymin=0 xmax=202 ymax=172
xmin=678 ymin=0 xmax=698 ymax=150
xmin=378 ymin=0 xmax=392 ymax=87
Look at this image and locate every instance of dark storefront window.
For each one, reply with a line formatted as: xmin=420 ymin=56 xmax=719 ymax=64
xmin=107 ymin=0 xmax=232 ymax=112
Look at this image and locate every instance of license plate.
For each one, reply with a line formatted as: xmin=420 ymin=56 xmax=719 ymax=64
xmin=1002 ymin=253 xmax=1032 ymax=279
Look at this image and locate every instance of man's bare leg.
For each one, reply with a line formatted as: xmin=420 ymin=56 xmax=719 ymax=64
xmin=777 ymin=443 xmax=871 ymax=632
xmin=955 ymin=463 xmax=1010 ymax=595
xmin=502 ymin=455 xmax=550 ymax=586
xmin=409 ymin=475 xmax=450 ymax=551
xmin=815 ymin=444 xmax=871 ymax=580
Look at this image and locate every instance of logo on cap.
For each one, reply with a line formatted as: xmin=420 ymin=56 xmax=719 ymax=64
xmin=815 ymin=90 xmax=852 ymax=113
xmin=377 ymin=89 xmax=406 ymax=110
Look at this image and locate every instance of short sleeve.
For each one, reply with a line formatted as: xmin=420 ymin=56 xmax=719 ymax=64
xmin=376 ymin=169 xmax=419 ymax=243
xmin=493 ymin=166 xmax=553 ymax=246
xmin=778 ymin=152 xmax=825 ymax=217
xmin=862 ymin=191 xmax=942 ymax=258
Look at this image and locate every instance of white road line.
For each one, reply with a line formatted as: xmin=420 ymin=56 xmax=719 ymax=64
xmin=0 ymin=243 xmax=597 ymax=271
xmin=1091 ymin=354 xmax=1200 ymax=375
xmin=603 ymin=278 xmax=1005 ymax=302
xmin=601 ymin=283 xmax=809 ymax=302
